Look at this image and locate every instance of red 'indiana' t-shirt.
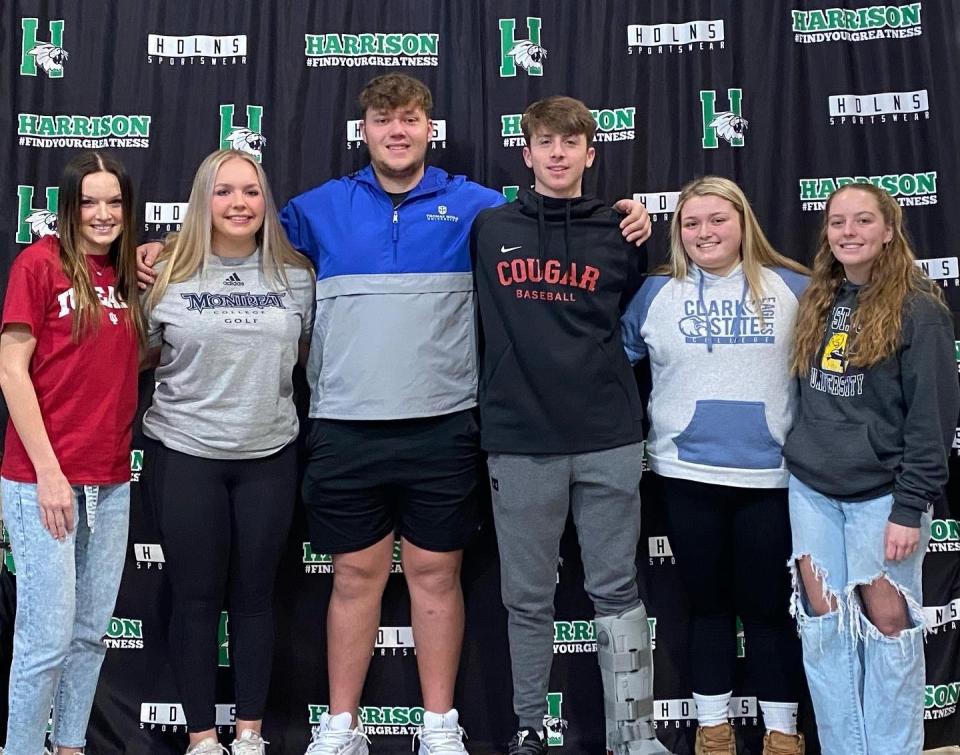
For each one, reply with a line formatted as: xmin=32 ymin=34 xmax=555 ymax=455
xmin=1 ymin=236 xmax=138 ymax=484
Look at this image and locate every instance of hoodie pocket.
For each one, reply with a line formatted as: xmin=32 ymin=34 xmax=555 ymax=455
xmin=673 ymin=400 xmax=782 ymax=470
xmin=783 ymin=418 xmax=890 ymax=496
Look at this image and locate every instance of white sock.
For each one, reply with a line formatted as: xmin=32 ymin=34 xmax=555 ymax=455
xmin=327 ymin=711 xmax=354 ymax=730
xmin=423 ymin=708 xmax=459 ymax=729
xmin=693 ymin=690 xmax=732 ymax=727
xmin=759 ymin=700 xmax=798 ymax=735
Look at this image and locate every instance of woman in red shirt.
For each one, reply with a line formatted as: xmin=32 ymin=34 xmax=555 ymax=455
xmin=0 ymin=151 xmax=144 ymax=755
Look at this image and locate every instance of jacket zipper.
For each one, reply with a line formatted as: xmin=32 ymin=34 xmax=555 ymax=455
xmin=392 ymin=208 xmax=399 ymax=265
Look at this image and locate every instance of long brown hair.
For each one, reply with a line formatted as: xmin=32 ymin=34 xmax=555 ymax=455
xmin=664 ymin=176 xmax=807 ymax=311
xmin=147 ymin=149 xmax=311 ymax=309
xmin=56 ymin=151 xmax=144 ymax=344
xmin=791 ymin=183 xmax=945 ymax=373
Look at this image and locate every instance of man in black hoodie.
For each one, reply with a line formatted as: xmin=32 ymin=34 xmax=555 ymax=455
xmin=471 ymin=97 xmax=670 ymax=755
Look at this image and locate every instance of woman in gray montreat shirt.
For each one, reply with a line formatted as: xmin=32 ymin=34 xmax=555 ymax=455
xmin=141 ymin=149 xmax=315 ymax=755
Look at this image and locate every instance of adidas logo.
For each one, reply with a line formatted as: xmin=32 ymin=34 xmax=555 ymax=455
xmin=223 ymin=272 xmax=244 ymax=287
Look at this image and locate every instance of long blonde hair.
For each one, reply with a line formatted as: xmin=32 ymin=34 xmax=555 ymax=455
xmin=791 ymin=183 xmax=945 ymax=373
xmin=57 ymin=151 xmax=145 ymax=344
xmin=665 ymin=176 xmax=807 ymax=311
xmin=147 ymin=149 xmax=310 ymax=308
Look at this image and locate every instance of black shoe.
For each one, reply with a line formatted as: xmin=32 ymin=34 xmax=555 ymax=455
xmin=508 ymin=727 xmax=547 ymax=755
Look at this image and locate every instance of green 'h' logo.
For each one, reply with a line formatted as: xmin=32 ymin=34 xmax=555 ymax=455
xmin=218 ymin=612 xmax=230 ymax=667
xmin=21 ymin=18 xmax=65 ymax=77
xmin=219 ymin=104 xmax=265 ymax=162
xmin=17 ymin=185 xmax=59 ymax=244
xmin=499 ymin=17 xmax=543 ymax=77
xmin=700 ymin=88 xmax=745 ymax=149
xmin=545 ymin=692 xmax=564 ymax=746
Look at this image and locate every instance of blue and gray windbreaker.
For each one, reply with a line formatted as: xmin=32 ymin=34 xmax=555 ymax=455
xmin=280 ymin=165 xmax=504 ymax=420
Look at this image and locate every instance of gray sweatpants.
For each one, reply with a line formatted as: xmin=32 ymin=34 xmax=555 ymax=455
xmin=488 ymin=443 xmax=645 ymax=729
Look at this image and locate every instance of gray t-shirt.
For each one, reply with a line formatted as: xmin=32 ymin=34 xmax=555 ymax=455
xmin=142 ymin=251 xmax=315 ymax=459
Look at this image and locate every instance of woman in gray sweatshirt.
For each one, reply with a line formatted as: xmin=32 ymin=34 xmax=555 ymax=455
xmin=784 ymin=183 xmax=959 ymax=755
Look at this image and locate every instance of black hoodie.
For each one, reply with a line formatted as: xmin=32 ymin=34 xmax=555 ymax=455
xmin=471 ymin=190 xmax=646 ymax=454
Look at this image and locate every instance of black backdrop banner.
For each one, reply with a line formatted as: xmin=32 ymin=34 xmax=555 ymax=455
xmin=2 ymin=1 xmax=960 ymax=753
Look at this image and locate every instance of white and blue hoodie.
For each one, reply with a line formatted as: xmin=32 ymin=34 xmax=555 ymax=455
xmin=620 ymin=263 xmax=808 ymax=488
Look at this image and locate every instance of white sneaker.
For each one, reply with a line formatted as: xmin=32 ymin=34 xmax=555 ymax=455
xmin=186 ymin=737 xmax=229 ymax=755
xmin=304 ymin=712 xmax=369 ymax=755
xmin=415 ymin=709 xmax=468 ymax=754
xmin=231 ymin=729 xmax=269 ymax=755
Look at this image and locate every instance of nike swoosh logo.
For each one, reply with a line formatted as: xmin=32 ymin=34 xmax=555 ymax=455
xmin=500 ymin=245 xmax=522 ymax=254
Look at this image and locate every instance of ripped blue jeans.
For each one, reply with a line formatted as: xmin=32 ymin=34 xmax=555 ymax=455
xmin=788 ymin=475 xmax=930 ymax=755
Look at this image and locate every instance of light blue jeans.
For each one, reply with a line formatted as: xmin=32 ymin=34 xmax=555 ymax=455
xmin=1 ymin=477 xmax=130 ymax=754
xmin=788 ymin=475 xmax=930 ymax=755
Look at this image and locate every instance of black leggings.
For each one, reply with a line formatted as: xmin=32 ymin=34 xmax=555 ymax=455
xmin=145 ymin=440 xmax=297 ymax=731
xmin=657 ymin=474 xmax=803 ymax=702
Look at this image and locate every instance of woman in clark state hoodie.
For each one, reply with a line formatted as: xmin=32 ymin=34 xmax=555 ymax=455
xmin=621 ymin=176 xmax=808 ymax=755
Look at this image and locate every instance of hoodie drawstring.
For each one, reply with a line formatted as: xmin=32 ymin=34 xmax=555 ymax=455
xmin=697 ymin=269 xmax=714 ymax=353
xmin=536 ymin=193 xmax=546 ymax=264
xmin=697 ymin=270 xmax=751 ymax=352
xmin=731 ymin=278 xmax=749 ymax=344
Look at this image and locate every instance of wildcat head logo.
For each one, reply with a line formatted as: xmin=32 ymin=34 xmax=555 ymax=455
xmin=25 ymin=209 xmax=57 ymax=238
xmin=709 ymin=112 xmax=748 ymax=144
xmin=228 ymin=127 xmax=266 ymax=157
xmin=29 ymin=42 xmax=68 ymax=75
xmin=507 ymin=39 xmax=547 ymax=71
xmin=544 ymin=715 xmax=567 ymax=741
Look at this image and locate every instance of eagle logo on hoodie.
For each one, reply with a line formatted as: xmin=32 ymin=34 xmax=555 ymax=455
xmin=678 ymin=314 xmax=708 ymax=339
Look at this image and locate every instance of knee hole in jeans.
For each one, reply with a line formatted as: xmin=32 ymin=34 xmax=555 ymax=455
xmin=858 ymin=575 xmax=919 ymax=638
xmin=790 ymin=554 xmax=840 ymax=618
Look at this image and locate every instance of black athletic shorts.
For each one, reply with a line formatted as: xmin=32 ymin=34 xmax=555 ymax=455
xmin=301 ymin=409 xmax=481 ymax=554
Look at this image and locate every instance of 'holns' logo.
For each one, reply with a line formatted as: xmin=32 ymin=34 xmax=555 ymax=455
xmin=626 ymin=19 xmax=725 ymax=54
xmin=219 ymin=105 xmax=265 ymax=161
xmin=21 ymin=19 xmax=67 ymax=77
xmin=634 ymin=191 xmax=680 ymax=224
xmin=500 ymin=18 xmax=545 ymax=77
xmin=701 ymin=89 xmax=747 ymax=148
xmin=17 ymin=185 xmax=59 ymax=244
